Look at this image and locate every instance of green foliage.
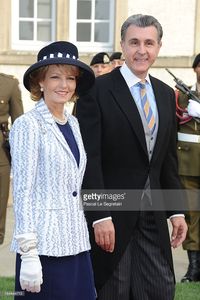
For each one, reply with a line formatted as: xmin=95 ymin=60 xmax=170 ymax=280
xmin=0 ymin=277 xmax=15 ymax=300
xmin=175 ymin=282 xmax=200 ymax=300
xmin=1 ymin=278 xmax=200 ymax=299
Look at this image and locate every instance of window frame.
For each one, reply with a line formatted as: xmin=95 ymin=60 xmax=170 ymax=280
xmin=11 ymin=0 xmax=56 ymax=51
xmin=69 ymin=0 xmax=115 ymax=53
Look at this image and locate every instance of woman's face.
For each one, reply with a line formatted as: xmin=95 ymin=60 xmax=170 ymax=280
xmin=39 ymin=64 xmax=79 ymax=107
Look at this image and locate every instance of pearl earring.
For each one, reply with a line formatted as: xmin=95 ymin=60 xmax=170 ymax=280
xmin=40 ymin=87 xmax=44 ymax=92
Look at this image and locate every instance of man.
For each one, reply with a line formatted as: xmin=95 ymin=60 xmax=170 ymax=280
xmin=0 ymin=72 xmax=23 ymax=244
xmin=176 ymin=53 xmax=200 ymax=282
xmin=72 ymin=52 xmax=111 ymax=115
xmin=90 ymin=52 xmax=112 ymax=77
xmin=110 ymin=51 xmax=125 ymax=69
xmin=77 ymin=14 xmax=187 ymax=300
xmin=72 ymin=52 xmax=111 ymax=116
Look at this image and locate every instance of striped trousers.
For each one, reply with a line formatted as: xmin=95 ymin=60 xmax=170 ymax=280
xmin=98 ymin=211 xmax=175 ymax=300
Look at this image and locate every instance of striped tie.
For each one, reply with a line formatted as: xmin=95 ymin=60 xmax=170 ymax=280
xmin=139 ymin=80 xmax=155 ymax=133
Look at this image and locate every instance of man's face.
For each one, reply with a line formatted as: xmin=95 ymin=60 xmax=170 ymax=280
xmin=111 ymin=59 xmax=125 ymax=69
xmin=194 ymin=63 xmax=200 ymax=84
xmin=121 ymin=25 xmax=162 ymax=79
xmin=91 ymin=63 xmax=112 ymax=77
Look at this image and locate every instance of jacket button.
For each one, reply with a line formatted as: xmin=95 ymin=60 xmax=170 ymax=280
xmin=72 ymin=191 xmax=77 ymax=197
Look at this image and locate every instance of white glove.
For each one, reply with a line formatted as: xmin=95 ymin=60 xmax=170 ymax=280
xmin=187 ymin=99 xmax=200 ymax=118
xmin=15 ymin=233 xmax=43 ymax=293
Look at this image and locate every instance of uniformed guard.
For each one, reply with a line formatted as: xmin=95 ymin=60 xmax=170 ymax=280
xmin=110 ymin=51 xmax=125 ymax=69
xmin=176 ymin=53 xmax=200 ymax=282
xmin=72 ymin=52 xmax=112 ymax=116
xmin=0 ymin=72 xmax=23 ymax=244
xmin=90 ymin=52 xmax=112 ymax=77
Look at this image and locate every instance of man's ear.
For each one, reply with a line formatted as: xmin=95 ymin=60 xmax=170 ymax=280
xmin=120 ymin=40 xmax=125 ymax=56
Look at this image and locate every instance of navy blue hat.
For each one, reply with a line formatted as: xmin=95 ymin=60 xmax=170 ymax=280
xmin=90 ymin=52 xmax=110 ymax=66
xmin=110 ymin=52 xmax=124 ymax=61
xmin=23 ymin=41 xmax=95 ymax=95
xmin=192 ymin=53 xmax=200 ymax=69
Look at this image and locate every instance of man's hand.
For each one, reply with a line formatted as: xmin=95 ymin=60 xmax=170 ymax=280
xmin=93 ymin=220 xmax=115 ymax=252
xmin=170 ymin=216 xmax=187 ymax=248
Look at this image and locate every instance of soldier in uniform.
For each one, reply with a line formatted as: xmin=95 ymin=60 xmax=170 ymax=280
xmin=0 ymin=72 xmax=23 ymax=244
xmin=110 ymin=52 xmax=125 ymax=69
xmin=90 ymin=52 xmax=112 ymax=77
xmin=176 ymin=53 xmax=200 ymax=282
xmin=72 ymin=52 xmax=112 ymax=116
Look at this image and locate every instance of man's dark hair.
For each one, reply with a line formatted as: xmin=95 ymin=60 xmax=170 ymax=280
xmin=121 ymin=14 xmax=163 ymax=43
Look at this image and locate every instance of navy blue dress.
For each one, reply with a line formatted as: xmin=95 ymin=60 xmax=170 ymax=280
xmin=14 ymin=122 xmax=96 ymax=300
xmin=57 ymin=121 xmax=80 ymax=166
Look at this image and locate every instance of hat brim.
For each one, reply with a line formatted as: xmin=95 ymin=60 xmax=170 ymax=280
xmin=23 ymin=57 xmax=95 ymax=96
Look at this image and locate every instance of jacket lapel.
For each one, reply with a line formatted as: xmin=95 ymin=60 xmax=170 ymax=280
xmin=35 ymin=99 xmax=81 ymax=168
xmin=150 ymin=76 xmax=169 ymax=163
xmin=110 ymin=69 xmax=148 ymax=156
xmin=67 ymin=116 xmax=86 ymax=171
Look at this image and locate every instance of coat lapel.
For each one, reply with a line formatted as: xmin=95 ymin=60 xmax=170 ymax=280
xmin=35 ymin=99 xmax=82 ymax=168
xmin=150 ymin=76 xmax=169 ymax=163
xmin=110 ymin=69 xmax=148 ymax=156
xmin=67 ymin=116 xmax=86 ymax=171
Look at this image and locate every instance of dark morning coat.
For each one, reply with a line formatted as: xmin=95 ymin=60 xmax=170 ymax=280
xmin=76 ymin=67 xmax=183 ymax=292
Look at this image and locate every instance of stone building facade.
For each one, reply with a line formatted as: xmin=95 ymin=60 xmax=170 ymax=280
xmin=0 ymin=0 xmax=199 ymax=111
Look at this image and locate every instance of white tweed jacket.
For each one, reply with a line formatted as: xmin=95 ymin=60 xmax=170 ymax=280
xmin=10 ymin=99 xmax=90 ymax=256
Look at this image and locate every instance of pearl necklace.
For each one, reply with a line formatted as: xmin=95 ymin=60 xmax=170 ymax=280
xmin=53 ymin=115 xmax=68 ymax=125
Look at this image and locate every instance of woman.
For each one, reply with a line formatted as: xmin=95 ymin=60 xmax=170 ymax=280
xmin=9 ymin=41 xmax=96 ymax=299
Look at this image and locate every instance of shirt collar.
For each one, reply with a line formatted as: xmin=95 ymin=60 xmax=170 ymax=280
xmin=120 ymin=62 xmax=151 ymax=88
